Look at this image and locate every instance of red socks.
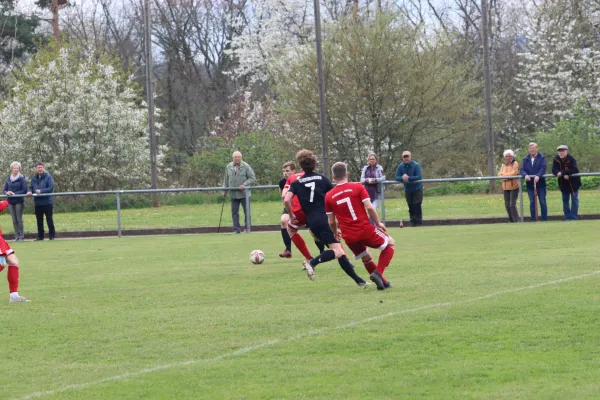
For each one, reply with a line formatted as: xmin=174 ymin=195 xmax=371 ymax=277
xmin=7 ymin=265 xmax=18 ymax=293
xmin=376 ymin=246 xmax=395 ymax=276
xmin=362 ymin=258 xmax=376 ymax=274
xmin=364 ymin=257 xmax=389 ymax=285
xmin=290 ymin=234 xmax=313 ymax=260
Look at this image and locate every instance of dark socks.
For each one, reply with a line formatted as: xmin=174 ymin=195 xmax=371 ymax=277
xmin=309 ymin=249 xmax=335 ymax=268
xmin=337 ymin=255 xmax=365 ymax=284
xmin=281 ymin=228 xmax=292 ymax=251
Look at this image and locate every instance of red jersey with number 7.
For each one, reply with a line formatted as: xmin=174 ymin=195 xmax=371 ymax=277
xmin=325 ymin=182 xmax=372 ymax=242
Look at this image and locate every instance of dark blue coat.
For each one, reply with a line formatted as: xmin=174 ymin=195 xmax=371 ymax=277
xmin=3 ymin=175 xmax=27 ymax=205
xmin=30 ymin=172 xmax=55 ymax=206
xmin=395 ymin=161 xmax=423 ymax=192
xmin=520 ymin=153 xmax=547 ymax=189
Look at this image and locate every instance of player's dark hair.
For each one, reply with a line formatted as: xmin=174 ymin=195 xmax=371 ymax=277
xmin=296 ymin=149 xmax=316 ymax=173
xmin=331 ymin=162 xmax=347 ymax=179
xmin=36 ymin=162 xmax=45 ymax=167
xmin=282 ymin=161 xmax=296 ymax=171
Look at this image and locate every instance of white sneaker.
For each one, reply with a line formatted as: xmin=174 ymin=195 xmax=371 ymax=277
xmin=303 ymin=260 xmax=315 ymax=281
xmin=9 ymin=295 xmax=30 ymax=303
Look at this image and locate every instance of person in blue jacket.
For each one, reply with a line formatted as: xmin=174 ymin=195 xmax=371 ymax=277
xmin=520 ymin=142 xmax=547 ymax=221
xmin=3 ymin=162 xmax=28 ymax=241
xmin=395 ymin=151 xmax=423 ymax=227
xmin=27 ymin=162 xmax=56 ymax=240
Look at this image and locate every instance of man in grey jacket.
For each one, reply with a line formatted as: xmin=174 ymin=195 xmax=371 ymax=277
xmin=222 ymin=151 xmax=256 ymax=233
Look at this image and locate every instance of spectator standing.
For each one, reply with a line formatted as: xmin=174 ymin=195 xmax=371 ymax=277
xmin=360 ymin=152 xmax=386 ymax=216
xmin=3 ymin=162 xmax=27 ymax=241
xmin=520 ymin=142 xmax=547 ymax=221
xmin=222 ymin=151 xmax=256 ymax=233
xmin=498 ymin=150 xmax=520 ymax=222
xmin=552 ymin=145 xmax=581 ymax=220
xmin=395 ymin=151 xmax=423 ymax=226
xmin=27 ymin=163 xmax=56 ymax=240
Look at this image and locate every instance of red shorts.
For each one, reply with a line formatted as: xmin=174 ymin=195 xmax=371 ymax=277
xmin=0 ymin=235 xmax=14 ymax=257
xmin=345 ymin=227 xmax=390 ymax=259
xmin=288 ymin=209 xmax=307 ymax=229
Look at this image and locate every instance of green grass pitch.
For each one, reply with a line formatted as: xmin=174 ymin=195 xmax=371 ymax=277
xmin=1 ymin=222 xmax=600 ymax=399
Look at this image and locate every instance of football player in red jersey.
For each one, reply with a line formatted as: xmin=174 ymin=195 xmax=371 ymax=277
xmin=325 ymin=162 xmax=395 ymax=290
xmin=0 ymin=200 xmax=30 ymax=302
xmin=278 ymin=162 xmax=296 ymax=258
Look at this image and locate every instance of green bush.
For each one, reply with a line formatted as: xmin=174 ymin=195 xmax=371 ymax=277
xmin=424 ymin=181 xmax=491 ymax=196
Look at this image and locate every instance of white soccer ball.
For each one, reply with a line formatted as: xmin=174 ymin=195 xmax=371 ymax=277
xmin=250 ymin=250 xmax=265 ymax=265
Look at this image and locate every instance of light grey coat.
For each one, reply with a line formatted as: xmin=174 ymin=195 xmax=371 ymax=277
xmin=223 ymin=161 xmax=256 ymax=199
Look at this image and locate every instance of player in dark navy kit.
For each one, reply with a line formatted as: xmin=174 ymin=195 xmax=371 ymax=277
xmin=283 ymin=149 xmax=368 ymax=286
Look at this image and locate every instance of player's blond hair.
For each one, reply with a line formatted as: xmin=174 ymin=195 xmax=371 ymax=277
xmin=282 ymin=161 xmax=296 ymax=171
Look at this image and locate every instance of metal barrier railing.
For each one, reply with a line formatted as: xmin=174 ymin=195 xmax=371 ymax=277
xmin=2 ymin=172 xmax=597 ymax=236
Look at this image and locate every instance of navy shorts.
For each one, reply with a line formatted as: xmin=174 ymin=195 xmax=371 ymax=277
xmin=281 ymin=208 xmax=288 ymax=215
xmin=307 ymin=218 xmax=337 ymax=245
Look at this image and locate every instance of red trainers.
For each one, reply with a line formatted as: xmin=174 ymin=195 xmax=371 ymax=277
xmin=278 ymin=250 xmax=292 ymax=258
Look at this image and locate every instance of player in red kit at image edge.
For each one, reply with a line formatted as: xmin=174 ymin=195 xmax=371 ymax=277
xmin=0 ymin=200 xmax=30 ymax=302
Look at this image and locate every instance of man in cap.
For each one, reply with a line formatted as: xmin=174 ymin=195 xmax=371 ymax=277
xmin=552 ymin=145 xmax=581 ymax=220
xmin=395 ymin=151 xmax=423 ymax=227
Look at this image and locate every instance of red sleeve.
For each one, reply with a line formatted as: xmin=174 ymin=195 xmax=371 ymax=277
xmin=325 ymin=193 xmax=333 ymax=214
xmin=0 ymin=200 xmax=8 ymax=213
xmin=359 ymin=185 xmax=370 ymax=202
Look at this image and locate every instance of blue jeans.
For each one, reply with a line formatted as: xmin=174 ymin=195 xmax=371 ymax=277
xmin=561 ymin=190 xmax=579 ymax=220
xmin=526 ymin=186 xmax=547 ymax=221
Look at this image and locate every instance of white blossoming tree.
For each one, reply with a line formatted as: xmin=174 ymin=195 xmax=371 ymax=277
xmin=0 ymin=41 xmax=164 ymax=191
xmin=226 ymin=0 xmax=315 ymax=83
xmin=516 ymin=15 xmax=600 ymax=129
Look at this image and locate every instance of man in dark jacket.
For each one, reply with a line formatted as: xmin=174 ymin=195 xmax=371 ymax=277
xmin=520 ymin=142 xmax=547 ymax=221
xmin=27 ymin=163 xmax=56 ymax=240
xmin=395 ymin=151 xmax=424 ymax=227
xmin=552 ymin=145 xmax=581 ymax=220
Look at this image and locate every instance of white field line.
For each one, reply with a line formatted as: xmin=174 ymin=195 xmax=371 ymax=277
xmin=14 ymin=270 xmax=600 ymax=400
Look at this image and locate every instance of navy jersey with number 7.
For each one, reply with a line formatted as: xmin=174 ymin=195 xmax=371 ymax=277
xmin=288 ymin=172 xmax=334 ymax=221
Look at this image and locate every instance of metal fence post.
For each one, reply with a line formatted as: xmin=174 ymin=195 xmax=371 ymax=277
xmin=116 ymin=191 xmax=122 ymax=237
xmin=380 ymin=181 xmax=386 ymax=224
xmin=245 ymin=188 xmax=251 ymax=233
xmin=518 ymin=177 xmax=524 ymax=222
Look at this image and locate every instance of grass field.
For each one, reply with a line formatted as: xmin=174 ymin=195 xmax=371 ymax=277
xmin=1 ymin=221 xmax=600 ymax=399
xmin=1 ymin=189 xmax=600 ymax=233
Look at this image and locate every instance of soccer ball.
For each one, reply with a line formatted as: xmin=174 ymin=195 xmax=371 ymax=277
xmin=250 ymin=250 xmax=265 ymax=265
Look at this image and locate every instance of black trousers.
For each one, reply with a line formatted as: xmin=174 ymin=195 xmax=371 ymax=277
xmin=405 ymin=190 xmax=423 ymax=226
xmin=231 ymin=198 xmax=248 ymax=232
xmin=35 ymin=204 xmax=56 ymax=239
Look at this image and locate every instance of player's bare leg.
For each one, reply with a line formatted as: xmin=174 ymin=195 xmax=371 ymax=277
xmin=279 ymin=213 xmax=292 ymax=258
xmin=5 ymin=253 xmax=30 ymax=303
